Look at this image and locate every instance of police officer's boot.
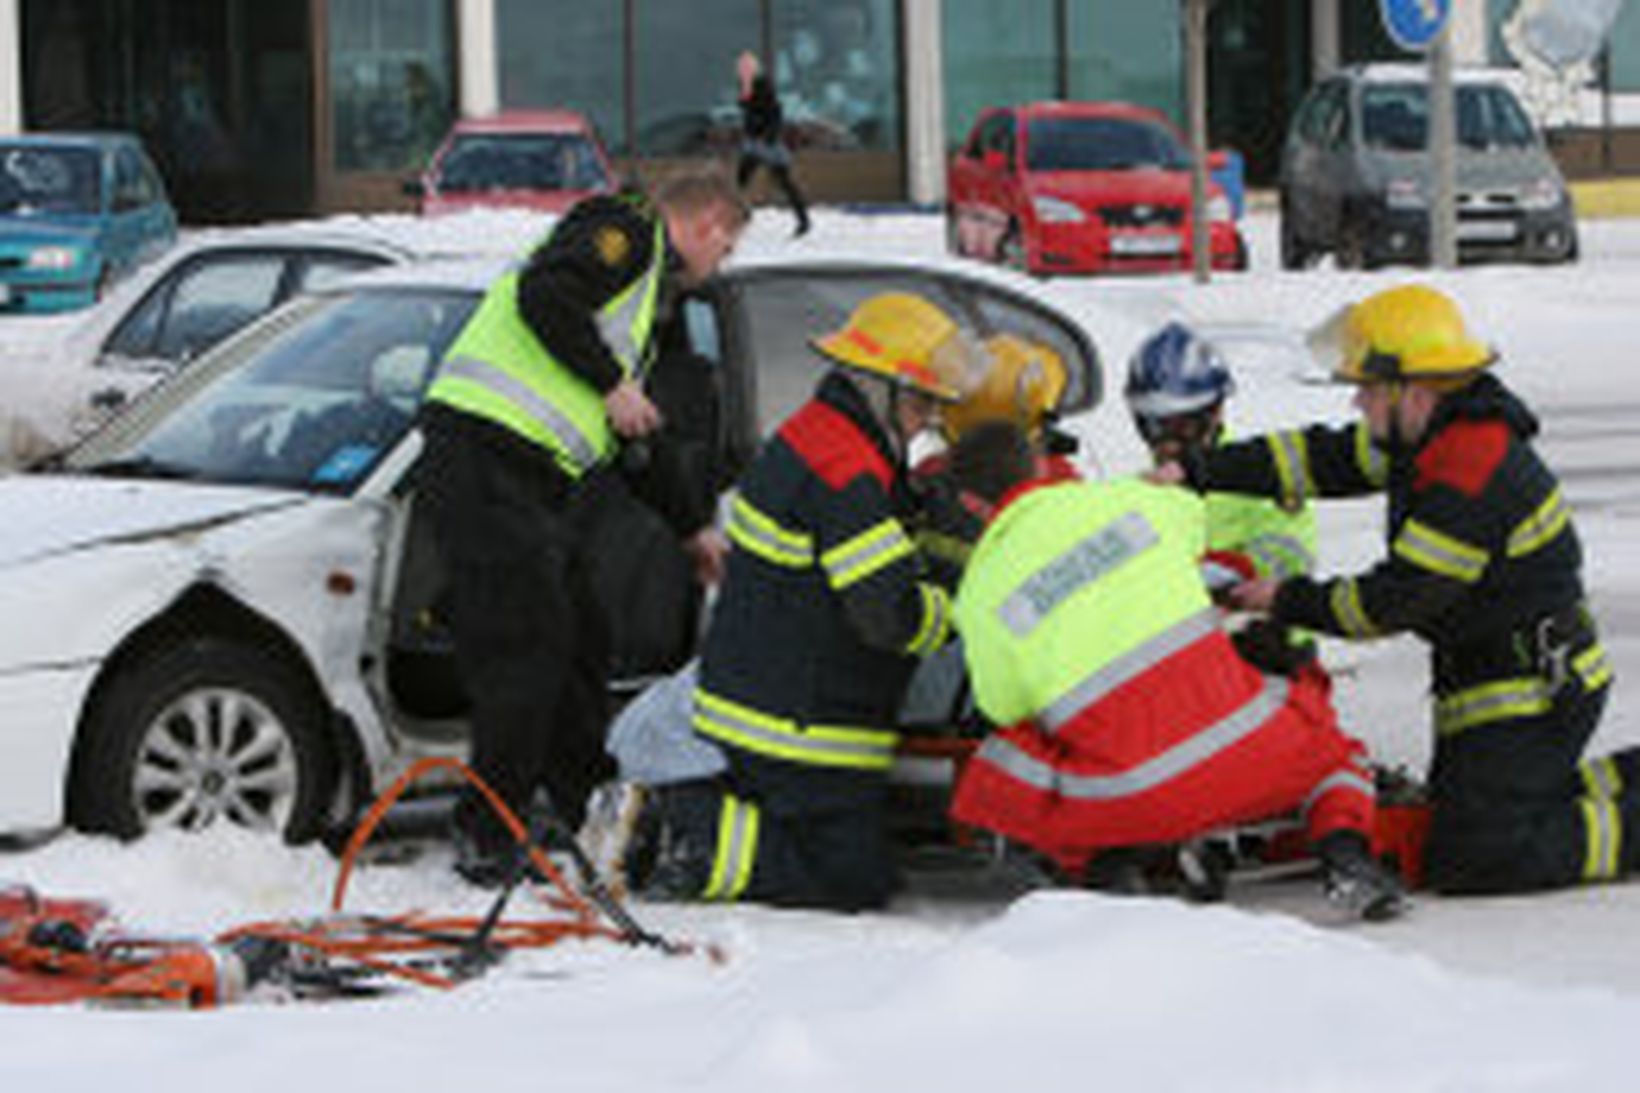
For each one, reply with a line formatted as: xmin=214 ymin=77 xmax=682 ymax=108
xmin=1317 ymin=831 xmax=1409 ymax=922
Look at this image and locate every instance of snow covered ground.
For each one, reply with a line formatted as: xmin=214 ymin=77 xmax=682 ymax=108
xmin=5 ymin=206 xmax=1640 ymax=1090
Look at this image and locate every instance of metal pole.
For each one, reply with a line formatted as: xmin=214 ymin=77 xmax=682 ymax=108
xmin=1429 ymin=24 xmax=1457 ymax=269
xmin=1185 ymin=0 xmax=1210 ymax=284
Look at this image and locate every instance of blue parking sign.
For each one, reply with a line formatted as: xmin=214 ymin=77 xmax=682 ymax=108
xmin=1379 ymin=0 xmax=1451 ymax=51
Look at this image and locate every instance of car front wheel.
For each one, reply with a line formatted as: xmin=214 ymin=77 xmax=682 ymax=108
xmin=72 ymin=637 xmax=334 ymax=842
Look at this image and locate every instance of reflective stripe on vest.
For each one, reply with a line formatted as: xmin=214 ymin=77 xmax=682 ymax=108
xmin=426 ymin=219 xmax=663 ymax=475
xmin=1354 ymin=421 xmax=1389 ymax=487
xmin=1393 ymin=519 xmax=1489 ymax=583
xmin=1266 ymin=430 xmax=1314 ymax=508
xmin=997 ymin=512 xmax=1158 ymax=638
xmin=1434 ymin=677 xmax=1553 ymax=736
xmin=975 ymin=675 xmax=1292 ymax=801
xmin=727 ymin=494 xmax=814 ymax=568
xmin=1328 ymin=578 xmax=1380 ymax=638
xmin=1574 ymin=642 xmax=1615 ymax=691
xmin=703 ymin=794 xmax=760 ymax=900
xmin=1038 ymin=607 xmax=1219 ymax=733
xmin=1243 ymin=532 xmax=1315 ymax=580
xmin=821 ymin=518 xmax=916 ymax=590
xmin=1581 ymin=755 xmax=1624 ymax=800
xmin=693 ymin=688 xmax=900 ymax=770
xmin=1508 ymin=487 xmax=1571 ymax=559
xmin=1301 ymin=767 xmax=1375 ymax=820
xmin=907 ymin=583 xmax=953 ymax=657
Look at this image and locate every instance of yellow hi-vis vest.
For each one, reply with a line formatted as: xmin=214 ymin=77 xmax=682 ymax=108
xmin=956 ymin=478 xmax=1213 ymax=730
xmin=425 ymin=219 xmax=664 ymax=477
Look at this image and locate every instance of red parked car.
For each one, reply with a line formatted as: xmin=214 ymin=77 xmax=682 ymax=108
xmin=947 ymin=101 xmax=1247 ymax=275
xmin=407 ymin=110 xmax=617 ymax=216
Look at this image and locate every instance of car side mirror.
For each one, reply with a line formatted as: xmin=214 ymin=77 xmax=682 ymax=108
xmin=401 ymin=177 xmax=424 ymax=198
xmin=981 ymin=149 xmax=1010 ymax=173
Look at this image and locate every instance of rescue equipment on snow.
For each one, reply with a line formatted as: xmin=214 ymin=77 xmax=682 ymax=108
xmin=0 ymin=758 xmax=719 ymax=1008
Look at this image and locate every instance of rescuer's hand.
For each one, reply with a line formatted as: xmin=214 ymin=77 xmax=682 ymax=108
xmin=606 ymin=379 xmax=663 ymax=438
xmin=1145 ymin=460 xmax=1187 ymax=486
xmin=683 ymin=527 xmax=730 ymax=587
xmin=1226 ymin=577 xmax=1281 ymax=614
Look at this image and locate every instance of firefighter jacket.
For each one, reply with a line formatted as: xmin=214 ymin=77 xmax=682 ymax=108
xmin=1195 ymin=374 xmax=1614 ymax=721
xmin=694 ymin=371 xmax=953 ymax=773
xmin=952 ymin=476 xmax=1372 ymax=862
xmin=425 ymin=192 xmax=665 ymax=479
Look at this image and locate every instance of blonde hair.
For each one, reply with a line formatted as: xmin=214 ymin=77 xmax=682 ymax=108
xmin=653 ymin=166 xmax=751 ymax=229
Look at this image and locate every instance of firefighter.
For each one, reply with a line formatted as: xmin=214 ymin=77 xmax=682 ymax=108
xmin=945 ymin=420 xmax=1407 ymax=921
xmin=418 ymin=169 xmax=748 ymax=886
xmin=1176 ymin=284 xmax=1630 ymax=895
xmin=1126 ymin=322 xmax=1318 ymax=674
xmin=625 ymin=292 xmax=970 ymax=911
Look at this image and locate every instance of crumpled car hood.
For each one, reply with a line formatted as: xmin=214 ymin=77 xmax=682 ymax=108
xmin=0 ymin=476 xmax=308 ymax=569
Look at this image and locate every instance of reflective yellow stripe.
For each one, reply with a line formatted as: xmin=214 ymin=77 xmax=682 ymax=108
xmin=1579 ymin=796 xmax=1623 ymax=881
xmin=821 ymin=519 xmax=915 ymax=589
xmin=1581 ymin=756 xmax=1623 ymax=800
xmin=916 ymin=528 xmax=972 ymax=569
xmin=1353 ymin=421 xmax=1389 ymax=486
xmin=905 ymin=583 xmax=952 ymax=657
xmin=1267 ymin=430 xmax=1314 ymax=508
xmin=1573 ymin=642 xmax=1614 ymax=691
xmin=693 ymin=690 xmax=899 ymax=770
xmin=1508 ymin=488 xmax=1571 ymax=559
xmin=703 ymin=795 xmax=760 ymax=900
xmin=1435 ymin=677 xmax=1553 ymax=736
xmin=1393 ymin=519 xmax=1489 ymax=583
xmin=1244 ymin=533 xmax=1315 ymax=580
xmin=727 ymin=495 xmax=813 ymax=568
xmin=1328 ymin=578 xmax=1380 ymax=638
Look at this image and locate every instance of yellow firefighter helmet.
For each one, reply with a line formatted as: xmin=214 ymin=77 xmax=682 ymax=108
xmin=941 ymin=333 xmax=1068 ymax=442
xmin=812 ymin=292 xmax=977 ymax=402
xmin=1315 ymin=284 xmax=1495 ymax=386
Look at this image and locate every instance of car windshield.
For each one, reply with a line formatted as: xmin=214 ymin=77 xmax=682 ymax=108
xmin=437 ymin=132 xmax=609 ymax=192
xmin=0 ymin=145 xmax=100 ymax=215
xmin=66 ymin=288 xmax=478 ymax=493
xmin=1025 ymin=116 xmax=1191 ymax=172
xmin=1361 ymin=83 xmax=1538 ymax=152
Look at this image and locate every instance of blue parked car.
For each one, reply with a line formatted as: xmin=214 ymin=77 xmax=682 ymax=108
xmin=0 ymin=133 xmax=177 ymax=313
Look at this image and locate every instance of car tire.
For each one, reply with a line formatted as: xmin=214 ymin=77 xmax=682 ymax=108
xmin=72 ymin=637 xmax=335 ymax=842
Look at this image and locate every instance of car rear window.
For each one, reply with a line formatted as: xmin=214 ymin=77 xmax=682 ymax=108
xmin=436 ymin=133 xmax=609 ymax=193
xmin=0 ymin=145 xmax=100 ymax=215
xmin=1024 ymin=117 xmax=1190 ymax=172
xmin=1361 ymin=83 xmax=1538 ymax=152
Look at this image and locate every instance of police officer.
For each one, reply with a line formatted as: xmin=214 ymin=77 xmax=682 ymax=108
xmin=945 ymin=421 xmax=1405 ymax=920
xmin=1126 ymin=322 xmax=1318 ymax=673
xmin=419 ymin=169 xmax=748 ymax=886
xmin=628 ymin=292 xmax=970 ymax=911
xmin=1181 ymin=284 xmax=1632 ymax=895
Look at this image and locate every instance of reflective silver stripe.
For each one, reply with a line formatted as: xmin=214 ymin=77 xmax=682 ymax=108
xmin=1301 ymin=768 xmax=1375 ymax=820
xmin=1268 ymin=431 xmax=1312 ymax=507
xmin=1434 ymin=678 xmax=1553 ymax=736
xmin=596 ymin=227 xmax=663 ymax=377
xmin=704 ymin=795 xmax=759 ymax=900
xmin=822 ymin=520 xmax=915 ymax=589
xmin=439 ymin=355 xmax=600 ymax=470
xmin=1393 ymin=520 xmax=1488 ymax=583
xmin=693 ymin=692 xmax=899 ymax=769
xmin=1354 ymin=421 xmax=1388 ymax=486
xmin=1507 ymin=488 xmax=1570 ymax=559
xmin=906 ymin=583 xmax=952 ymax=656
xmin=1329 ymin=578 xmax=1378 ymax=638
xmin=998 ymin=512 xmax=1158 ymax=638
xmin=1581 ymin=756 xmax=1623 ymax=800
xmin=1039 ymin=608 xmax=1219 ymax=733
xmin=727 ymin=495 xmax=813 ymax=567
xmin=980 ymin=675 xmax=1292 ymax=800
xmin=1245 ymin=533 xmax=1315 ymax=579
xmin=1580 ymin=796 xmax=1622 ymax=881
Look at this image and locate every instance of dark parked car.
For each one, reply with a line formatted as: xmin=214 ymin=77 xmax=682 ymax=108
xmin=1280 ymin=64 xmax=1577 ymax=269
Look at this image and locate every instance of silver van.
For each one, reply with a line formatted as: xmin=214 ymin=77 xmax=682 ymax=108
xmin=1279 ymin=64 xmax=1577 ymax=269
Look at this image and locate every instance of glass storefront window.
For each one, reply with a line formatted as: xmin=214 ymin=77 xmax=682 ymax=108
xmin=498 ymin=0 xmax=625 ymax=152
xmin=770 ymin=0 xmax=901 ymax=151
xmin=329 ymin=0 xmax=452 ymax=172
xmin=634 ymin=0 xmax=759 ymax=156
xmin=941 ymin=0 xmax=1056 ymax=148
xmin=1065 ymin=3 xmax=1182 ymax=123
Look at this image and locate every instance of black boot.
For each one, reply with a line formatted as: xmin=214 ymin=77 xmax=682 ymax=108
xmin=1317 ymin=831 xmax=1409 ymax=922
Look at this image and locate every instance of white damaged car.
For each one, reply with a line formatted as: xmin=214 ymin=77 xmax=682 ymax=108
xmin=0 ymin=256 xmax=1100 ymax=842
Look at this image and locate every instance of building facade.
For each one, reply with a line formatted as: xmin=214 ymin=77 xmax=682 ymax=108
xmin=0 ymin=0 xmax=1632 ymax=224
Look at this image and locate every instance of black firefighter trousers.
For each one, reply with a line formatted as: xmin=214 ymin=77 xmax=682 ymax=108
xmin=1423 ymin=673 xmax=1640 ymax=894
xmin=419 ymin=419 xmax=613 ymax=848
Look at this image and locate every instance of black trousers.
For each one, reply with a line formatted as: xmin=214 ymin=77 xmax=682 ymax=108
xmin=419 ymin=419 xmax=612 ymax=844
xmin=1423 ymin=677 xmax=1635 ymax=894
xmin=668 ymin=749 xmax=897 ymax=912
xmin=737 ymin=152 xmax=810 ymax=230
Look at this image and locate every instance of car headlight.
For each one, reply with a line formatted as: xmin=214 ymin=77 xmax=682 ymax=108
xmin=1520 ymin=179 xmax=1565 ymax=211
xmin=1207 ymin=193 xmax=1232 ymax=222
xmin=26 ymin=246 xmax=82 ymax=271
xmin=1385 ymin=178 xmax=1426 ymax=210
xmin=1032 ymin=195 xmax=1086 ymax=224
